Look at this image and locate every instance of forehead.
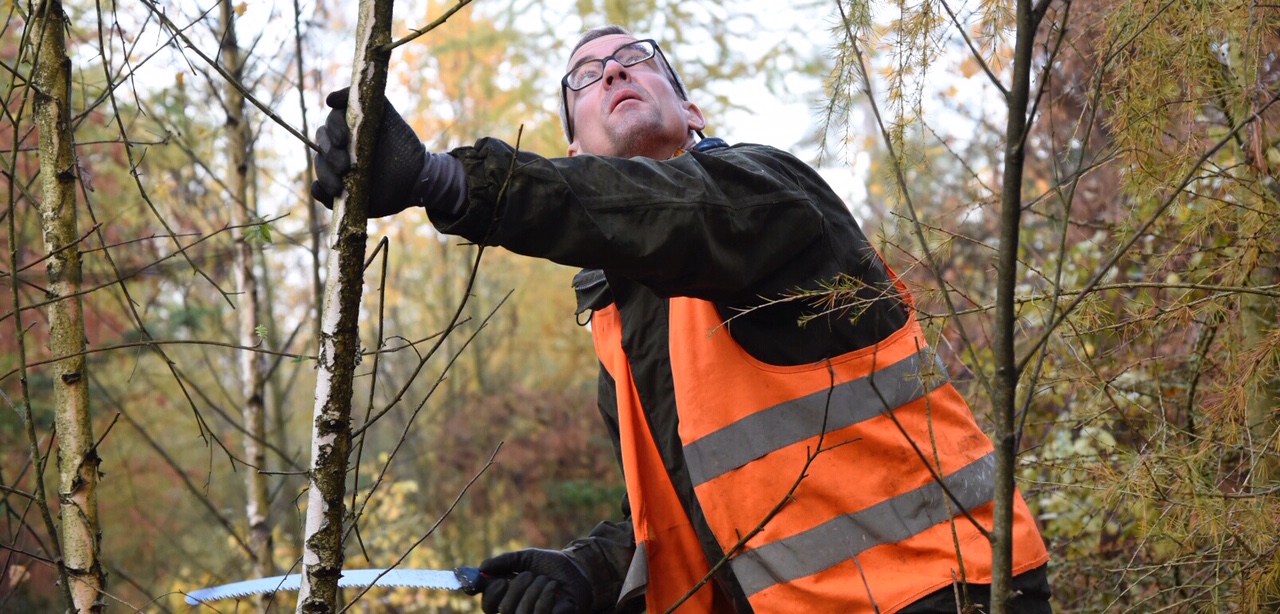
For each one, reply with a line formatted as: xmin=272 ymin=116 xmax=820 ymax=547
xmin=567 ymin=34 xmax=640 ymax=69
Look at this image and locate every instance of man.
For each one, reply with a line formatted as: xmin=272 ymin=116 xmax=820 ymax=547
xmin=312 ymin=25 xmax=1052 ymax=614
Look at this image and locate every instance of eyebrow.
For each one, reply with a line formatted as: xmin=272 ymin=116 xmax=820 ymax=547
xmin=568 ymin=54 xmax=597 ymax=72
xmin=567 ymin=39 xmax=640 ymax=73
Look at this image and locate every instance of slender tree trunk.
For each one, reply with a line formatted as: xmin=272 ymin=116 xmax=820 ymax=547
xmin=991 ymin=0 xmax=1038 ymax=611
xmin=1244 ymin=261 xmax=1279 ymax=486
xmin=293 ymin=0 xmax=324 ymax=345
xmin=297 ymin=0 xmax=395 ymax=611
xmin=32 ymin=1 xmax=105 ymax=610
xmin=1239 ymin=88 xmax=1280 ymax=493
xmin=1200 ymin=40 xmax=1280 ymax=493
xmin=220 ymin=1 xmax=273 ymax=605
xmin=1243 ymin=256 xmax=1280 ymax=610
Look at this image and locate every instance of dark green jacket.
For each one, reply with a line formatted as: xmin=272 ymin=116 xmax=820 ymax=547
xmin=432 ymin=137 xmax=960 ymax=612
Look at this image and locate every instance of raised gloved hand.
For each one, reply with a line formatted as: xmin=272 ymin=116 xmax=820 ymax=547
xmin=478 ymin=549 xmax=594 ymax=614
xmin=310 ymin=87 xmax=425 ymax=217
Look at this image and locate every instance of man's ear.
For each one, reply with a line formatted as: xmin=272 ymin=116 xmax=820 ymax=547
xmin=567 ymin=140 xmax=580 ymax=157
xmin=683 ymin=100 xmax=706 ymax=132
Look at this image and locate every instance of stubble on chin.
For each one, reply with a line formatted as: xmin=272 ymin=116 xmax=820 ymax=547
xmin=605 ymin=109 xmax=669 ymax=158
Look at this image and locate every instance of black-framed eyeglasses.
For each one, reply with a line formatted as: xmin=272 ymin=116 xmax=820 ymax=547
xmin=560 ymin=39 xmax=686 ymax=143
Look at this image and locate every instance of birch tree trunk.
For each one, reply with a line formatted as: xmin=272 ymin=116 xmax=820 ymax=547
xmin=219 ymin=0 xmax=274 ymax=604
xmin=297 ymin=0 xmax=395 ymax=610
xmin=32 ymin=1 xmax=105 ymax=610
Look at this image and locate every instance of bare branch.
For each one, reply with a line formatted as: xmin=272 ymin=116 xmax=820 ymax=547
xmin=95 ymin=0 xmax=234 ymax=309
xmin=381 ymin=0 xmax=475 ymax=53
xmin=338 ymin=443 xmax=503 ymax=613
xmin=938 ymin=0 xmax=1010 ymax=99
xmin=138 ymin=0 xmax=319 ymax=152
xmin=834 ymin=0 xmax=995 ymax=402
xmin=97 ymin=384 xmax=259 ymax=563
xmin=1017 ymin=89 xmax=1280 ymax=373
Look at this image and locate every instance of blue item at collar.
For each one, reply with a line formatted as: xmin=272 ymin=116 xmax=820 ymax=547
xmin=693 ymin=137 xmax=728 ymax=152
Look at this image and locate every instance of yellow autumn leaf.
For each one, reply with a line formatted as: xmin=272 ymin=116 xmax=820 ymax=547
xmin=234 ymin=2 xmax=246 ymax=15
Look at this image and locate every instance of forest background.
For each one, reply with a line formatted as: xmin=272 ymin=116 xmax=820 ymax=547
xmin=3 ymin=0 xmax=1279 ymax=612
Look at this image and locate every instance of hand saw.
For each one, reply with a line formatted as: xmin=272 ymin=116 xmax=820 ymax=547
xmin=184 ymin=566 xmax=486 ymax=604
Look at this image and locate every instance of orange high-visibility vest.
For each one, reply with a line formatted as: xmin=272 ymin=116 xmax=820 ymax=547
xmin=591 ymin=295 xmax=1049 ymax=613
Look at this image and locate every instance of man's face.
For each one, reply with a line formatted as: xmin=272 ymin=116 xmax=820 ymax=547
xmin=564 ymin=34 xmax=704 ymax=159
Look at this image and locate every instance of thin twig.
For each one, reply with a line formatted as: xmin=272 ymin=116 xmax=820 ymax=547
xmin=1017 ymin=89 xmax=1280 ymax=373
xmin=139 ymin=0 xmax=319 ymax=151
xmin=664 ymin=363 xmax=844 ymax=613
xmin=938 ymin=0 xmax=1010 ymax=98
xmin=348 ymin=236 xmax=391 ymax=561
xmin=348 ymin=288 xmax=510 ymax=552
xmin=381 ymin=0 xmax=476 ymax=53
xmin=868 ymin=350 xmax=992 ymax=541
xmin=0 ymin=215 xmax=279 ymax=326
xmin=835 ymin=0 xmax=995 ymax=402
xmin=292 ymin=0 xmax=324 ymax=345
xmin=0 ymin=484 xmax=35 ymax=501
xmin=0 ymin=337 xmax=304 ymax=385
xmin=338 ymin=442 xmax=504 ymax=613
xmin=95 ymin=0 xmax=234 ymax=313
xmin=97 ymin=383 xmax=259 ymax=563
xmin=349 ymin=124 xmax=528 ymax=438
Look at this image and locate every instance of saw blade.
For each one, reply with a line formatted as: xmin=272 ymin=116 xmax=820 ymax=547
xmin=184 ymin=568 xmax=464 ymax=604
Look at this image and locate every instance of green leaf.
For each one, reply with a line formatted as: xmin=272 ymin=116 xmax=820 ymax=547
xmin=245 ymin=221 xmax=273 ymax=244
xmin=254 ymin=324 xmax=268 ymax=340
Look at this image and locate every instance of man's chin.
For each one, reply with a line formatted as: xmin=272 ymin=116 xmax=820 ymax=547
xmin=606 ymin=121 xmax=671 ymax=158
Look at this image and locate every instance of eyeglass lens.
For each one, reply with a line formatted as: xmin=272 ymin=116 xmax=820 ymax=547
xmin=565 ymin=41 xmax=656 ymax=91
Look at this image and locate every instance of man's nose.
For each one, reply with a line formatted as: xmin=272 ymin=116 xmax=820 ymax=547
xmin=602 ymin=58 xmax=630 ymax=86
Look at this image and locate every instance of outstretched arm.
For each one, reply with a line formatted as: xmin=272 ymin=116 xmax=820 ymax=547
xmin=433 ymin=139 xmax=828 ymax=302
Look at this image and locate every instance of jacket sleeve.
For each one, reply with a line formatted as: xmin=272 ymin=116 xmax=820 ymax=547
xmin=430 ymin=139 xmax=827 ymax=302
xmin=562 ymin=517 xmax=635 ymax=613
xmin=561 ymin=364 xmax=635 ymax=613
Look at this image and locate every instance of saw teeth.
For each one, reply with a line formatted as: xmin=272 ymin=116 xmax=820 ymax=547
xmin=185 ymin=569 xmax=464 ymax=604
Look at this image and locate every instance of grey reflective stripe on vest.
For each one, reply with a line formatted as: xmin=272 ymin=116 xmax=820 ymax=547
xmin=683 ymin=349 xmax=949 ymax=488
xmin=730 ymin=452 xmax=996 ymax=597
xmin=617 ymin=542 xmax=648 ymax=605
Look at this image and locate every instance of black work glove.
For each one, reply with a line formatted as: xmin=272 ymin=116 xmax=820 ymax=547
xmin=310 ymin=87 xmax=426 ymax=217
xmin=478 ymin=549 xmax=594 ymax=614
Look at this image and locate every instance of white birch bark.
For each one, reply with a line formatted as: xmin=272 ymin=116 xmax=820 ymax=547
xmin=297 ymin=0 xmax=395 ymax=611
xmin=32 ymin=1 xmax=105 ymax=610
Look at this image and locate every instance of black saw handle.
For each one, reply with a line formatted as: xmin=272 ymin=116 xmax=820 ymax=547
xmin=455 ymin=566 xmax=490 ymax=595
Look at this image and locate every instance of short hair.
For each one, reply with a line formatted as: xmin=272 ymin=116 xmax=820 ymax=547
xmin=569 ymin=25 xmax=632 ymax=59
xmin=558 ymin=25 xmax=694 ymax=142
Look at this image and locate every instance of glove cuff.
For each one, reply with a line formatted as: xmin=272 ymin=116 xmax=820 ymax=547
xmin=413 ymin=152 xmax=467 ymax=223
xmin=561 ymin=546 xmax=613 ymax=613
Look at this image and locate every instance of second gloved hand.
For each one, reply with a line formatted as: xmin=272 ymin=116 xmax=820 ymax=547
xmin=479 ymin=549 xmax=593 ymax=614
xmin=310 ymin=87 xmax=425 ymax=217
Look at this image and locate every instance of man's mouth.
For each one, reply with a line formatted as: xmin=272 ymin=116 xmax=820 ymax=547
xmin=609 ymin=90 xmax=643 ymax=112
